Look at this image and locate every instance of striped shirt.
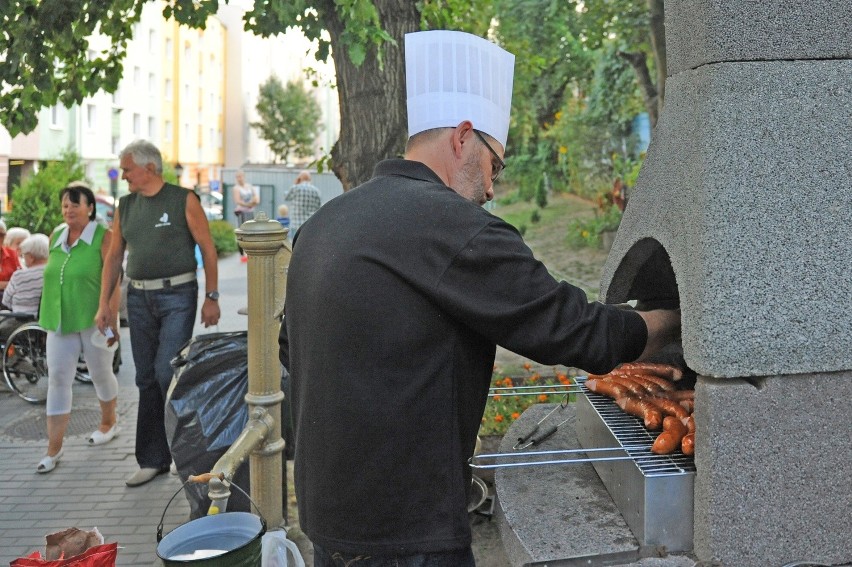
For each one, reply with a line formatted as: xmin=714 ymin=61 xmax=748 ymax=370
xmin=3 ymin=264 xmax=45 ymax=314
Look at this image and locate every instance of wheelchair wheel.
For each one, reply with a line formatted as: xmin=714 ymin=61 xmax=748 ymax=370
xmin=3 ymin=322 xmax=49 ymax=404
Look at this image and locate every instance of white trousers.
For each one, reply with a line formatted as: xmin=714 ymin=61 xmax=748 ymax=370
xmin=46 ymin=327 xmax=118 ymax=416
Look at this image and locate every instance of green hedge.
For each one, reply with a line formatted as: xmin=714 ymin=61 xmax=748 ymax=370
xmin=209 ymin=220 xmax=239 ymax=255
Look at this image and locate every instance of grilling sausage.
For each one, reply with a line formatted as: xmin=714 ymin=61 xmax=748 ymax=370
xmin=607 ymin=376 xmax=648 ymax=397
xmin=646 ymin=396 xmax=690 ymax=419
xmin=656 ymin=389 xmax=695 ymax=402
xmin=682 ymin=415 xmax=695 ymax=433
xmin=585 ymin=379 xmax=629 ymax=400
xmin=614 ymin=374 xmax=664 ymax=395
xmin=651 ymin=416 xmax=689 ymax=454
xmin=616 ymin=396 xmax=663 ymax=430
xmin=617 ymin=362 xmax=683 ymax=381
xmin=681 ymin=432 xmax=695 ymax=455
xmin=622 ymin=373 xmax=676 ymax=391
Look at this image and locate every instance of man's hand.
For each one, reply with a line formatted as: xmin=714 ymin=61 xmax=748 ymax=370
xmin=201 ymin=299 xmax=221 ymax=328
xmin=636 ymin=309 xmax=681 ymax=360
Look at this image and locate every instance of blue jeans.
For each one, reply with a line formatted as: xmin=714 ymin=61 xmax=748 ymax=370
xmin=312 ymin=544 xmax=475 ymax=567
xmin=127 ymin=281 xmax=198 ymax=469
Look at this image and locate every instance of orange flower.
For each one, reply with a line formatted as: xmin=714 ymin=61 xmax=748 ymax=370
xmin=528 ymin=374 xmax=539 ymax=383
xmin=494 ymin=414 xmax=504 ymax=422
xmin=523 ymin=362 xmax=532 ymax=371
xmin=493 ymin=394 xmax=501 ymax=401
xmin=503 ymin=377 xmax=514 ymax=387
xmin=558 ymin=374 xmax=570 ymax=384
xmin=511 ymin=412 xmax=521 ymax=420
xmin=538 ymin=394 xmax=549 ymax=402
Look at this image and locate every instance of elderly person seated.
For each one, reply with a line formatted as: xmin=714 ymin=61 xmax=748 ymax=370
xmin=0 ymin=233 xmax=49 ymax=340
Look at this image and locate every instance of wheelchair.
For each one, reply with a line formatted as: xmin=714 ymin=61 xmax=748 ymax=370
xmin=1 ymin=312 xmax=121 ymax=404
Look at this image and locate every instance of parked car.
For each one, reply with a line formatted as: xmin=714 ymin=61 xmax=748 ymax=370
xmin=95 ymin=194 xmax=116 ymax=227
xmin=199 ymin=190 xmax=223 ymax=221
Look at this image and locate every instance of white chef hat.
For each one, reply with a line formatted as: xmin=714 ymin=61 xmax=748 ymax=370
xmin=405 ymin=30 xmax=515 ymax=148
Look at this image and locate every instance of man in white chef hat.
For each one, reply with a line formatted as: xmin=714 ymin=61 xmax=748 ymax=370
xmin=281 ymin=30 xmax=680 ymax=567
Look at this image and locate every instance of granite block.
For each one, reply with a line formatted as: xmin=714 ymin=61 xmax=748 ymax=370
xmin=693 ymin=373 xmax=852 ymax=567
xmin=665 ymin=0 xmax=852 ymax=75
xmin=600 ymin=59 xmax=852 ymax=378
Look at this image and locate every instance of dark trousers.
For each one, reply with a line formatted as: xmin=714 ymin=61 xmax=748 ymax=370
xmin=127 ymin=281 xmax=198 ymax=469
xmin=312 ymin=544 xmax=475 ymax=567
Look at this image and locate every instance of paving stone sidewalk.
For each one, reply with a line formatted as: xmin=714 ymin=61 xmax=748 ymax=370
xmin=0 ymin=253 xmax=252 ymax=566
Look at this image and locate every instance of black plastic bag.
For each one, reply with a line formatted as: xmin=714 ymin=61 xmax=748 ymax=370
xmin=165 ymin=331 xmax=252 ymax=519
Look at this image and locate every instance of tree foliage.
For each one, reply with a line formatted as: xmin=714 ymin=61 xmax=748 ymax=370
xmin=251 ymin=76 xmax=323 ymax=165
xmin=4 ymin=149 xmax=88 ymax=235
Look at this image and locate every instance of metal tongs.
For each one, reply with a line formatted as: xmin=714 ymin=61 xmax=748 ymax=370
xmin=511 ymin=395 xmax=573 ymax=449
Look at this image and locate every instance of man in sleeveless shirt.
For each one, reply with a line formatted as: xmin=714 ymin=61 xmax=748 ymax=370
xmin=96 ymin=140 xmax=221 ymax=487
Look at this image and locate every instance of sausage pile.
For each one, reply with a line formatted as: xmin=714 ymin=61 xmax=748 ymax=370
xmin=585 ymin=362 xmax=695 ymax=456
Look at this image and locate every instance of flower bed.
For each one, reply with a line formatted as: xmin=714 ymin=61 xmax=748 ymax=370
xmin=479 ymin=363 xmax=581 ymax=437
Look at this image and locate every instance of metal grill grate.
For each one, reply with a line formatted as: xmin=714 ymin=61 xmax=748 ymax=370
xmin=576 ymin=376 xmax=696 ymax=475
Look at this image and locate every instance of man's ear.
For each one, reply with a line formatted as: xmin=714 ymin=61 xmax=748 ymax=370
xmin=451 ymin=121 xmax=475 ymax=159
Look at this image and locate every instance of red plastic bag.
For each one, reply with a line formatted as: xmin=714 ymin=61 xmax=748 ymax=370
xmin=9 ymin=542 xmax=118 ymax=567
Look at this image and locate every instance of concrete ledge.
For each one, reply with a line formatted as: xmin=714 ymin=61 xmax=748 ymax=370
xmin=665 ymin=0 xmax=852 ymax=75
xmin=601 ymin=59 xmax=852 ymax=378
xmin=693 ymin=372 xmax=852 ymax=567
xmin=494 ymin=404 xmax=695 ymax=566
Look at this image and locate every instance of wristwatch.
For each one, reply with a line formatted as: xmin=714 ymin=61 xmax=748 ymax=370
xmin=205 ymin=291 xmax=220 ymax=301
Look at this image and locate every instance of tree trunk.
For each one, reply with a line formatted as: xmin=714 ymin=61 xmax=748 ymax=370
xmin=324 ymin=0 xmax=421 ymax=190
xmin=618 ymin=50 xmax=658 ymax=127
xmin=648 ymin=0 xmax=667 ymax=116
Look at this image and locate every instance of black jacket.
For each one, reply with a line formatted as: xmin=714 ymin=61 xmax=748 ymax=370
xmin=279 ymin=159 xmax=646 ymax=555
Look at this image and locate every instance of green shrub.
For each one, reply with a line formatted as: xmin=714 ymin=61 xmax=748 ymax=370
xmin=209 ymin=220 xmax=239 ymax=255
xmin=530 ymin=209 xmax=541 ymax=224
xmin=565 ymin=204 xmax=622 ymax=248
xmin=5 ymin=149 xmax=87 ymax=234
xmin=535 ymin=175 xmax=548 ymax=209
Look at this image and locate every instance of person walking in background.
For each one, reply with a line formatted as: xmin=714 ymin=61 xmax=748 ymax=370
xmin=232 ymin=169 xmax=259 ymax=262
xmin=96 ymin=139 xmax=220 ymax=488
xmin=283 ymin=170 xmax=321 ymax=240
xmin=280 ymin=30 xmax=680 ymax=566
xmin=36 ymin=183 xmax=122 ymax=473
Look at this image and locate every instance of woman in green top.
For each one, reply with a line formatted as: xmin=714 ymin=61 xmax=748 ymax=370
xmin=36 ymin=183 xmax=122 ymax=474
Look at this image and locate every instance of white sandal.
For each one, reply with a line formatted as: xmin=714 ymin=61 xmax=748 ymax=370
xmin=87 ymin=422 xmax=119 ymax=446
xmin=36 ymin=449 xmax=64 ymax=474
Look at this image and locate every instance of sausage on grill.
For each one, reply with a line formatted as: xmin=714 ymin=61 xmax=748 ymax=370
xmin=652 ymin=416 xmax=689 ymax=454
xmin=616 ymin=396 xmax=663 ymax=430
xmin=617 ymin=362 xmax=684 ymax=381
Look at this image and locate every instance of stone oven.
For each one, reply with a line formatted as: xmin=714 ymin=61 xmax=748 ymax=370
xmin=599 ymin=1 xmax=852 ymax=565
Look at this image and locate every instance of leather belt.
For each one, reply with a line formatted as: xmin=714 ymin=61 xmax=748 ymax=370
xmin=129 ymin=271 xmax=196 ymax=291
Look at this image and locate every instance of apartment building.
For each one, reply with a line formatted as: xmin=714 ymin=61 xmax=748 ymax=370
xmin=0 ymin=1 xmax=338 ymax=208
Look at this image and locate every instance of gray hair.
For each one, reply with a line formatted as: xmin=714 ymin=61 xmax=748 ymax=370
xmin=19 ymin=233 xmax=49 ymax=260
xmin=119 ymin=140 xmax=163 ymax=175
xmin=5 ymin=227 xmax=31 ymax=247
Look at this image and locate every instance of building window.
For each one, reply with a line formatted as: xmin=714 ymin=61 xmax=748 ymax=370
xmin=148 ymin=117 xmax=156 ymax=139
xmin=165 ymin=79 xmax=172 ymax=100
xmin=133 ymin=113 xmax=141 ymax=136
xmin=148 ymin=73 xmax=156 ymax=96
xmin=165 ymin=121 xmax=172 ymax=142
xmin=133 ymin=66 xmax=141 ymax=87
xmin=50 ymin=105 xmax=61 ymax=128
xmin=112 ymin=86 xmax=122 ymax=107
xmin=149 ymin=29 xmax=156 ymax=52
xmin=112 ymin=134 xmax=121 ymax=155
xmin=165 ymin=37 xmax=173 ymax=55
xmin=86 ymin=104 xmax=96 ymax=130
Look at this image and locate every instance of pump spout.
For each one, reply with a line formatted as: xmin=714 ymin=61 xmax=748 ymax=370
xmin=203 ymin=407 xmax=274 ymax=514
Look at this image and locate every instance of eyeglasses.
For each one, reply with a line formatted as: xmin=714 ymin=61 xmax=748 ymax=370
xmin=473 ymin=130 xmax=506 ymax=182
